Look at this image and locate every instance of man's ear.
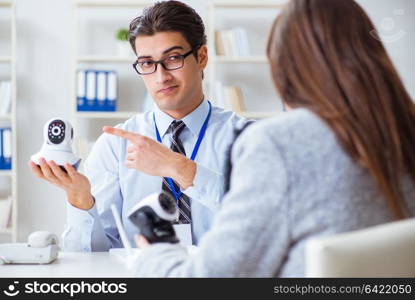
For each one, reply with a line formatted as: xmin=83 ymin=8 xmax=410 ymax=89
xmin=197 ymin=45 xmax=208 ymax=70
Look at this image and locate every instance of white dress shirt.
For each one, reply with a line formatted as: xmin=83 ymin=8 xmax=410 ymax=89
xmin=62 ymin=99 xmax=249 ymax=251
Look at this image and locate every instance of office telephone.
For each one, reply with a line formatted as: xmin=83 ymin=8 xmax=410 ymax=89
xmin=0 ymin=231 xmax=59 ymax=264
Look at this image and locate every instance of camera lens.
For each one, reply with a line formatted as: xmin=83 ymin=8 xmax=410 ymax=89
xmin=52 ymin=127 xmax=61 ymax=136
xmin=48 ymin=120 xmax=66 ymax=144
xmin=158 ymin=192 xmax=176 ymax=214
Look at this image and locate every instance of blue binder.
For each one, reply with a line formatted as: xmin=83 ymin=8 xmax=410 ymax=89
xmin=77 ymin=70 xmax=117 ymax=112
xmin=0 ymin=128 xmax=12 ymax=170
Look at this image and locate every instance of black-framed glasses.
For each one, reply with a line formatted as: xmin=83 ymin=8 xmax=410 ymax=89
xmin=133 ymin=48 xmax=196 ymax=75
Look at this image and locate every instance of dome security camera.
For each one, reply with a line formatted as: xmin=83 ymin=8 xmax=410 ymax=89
xmin=128 ymin=192 xmax=180 ymax=244
xmin=31 ymin=118 xmax=81 ymax=169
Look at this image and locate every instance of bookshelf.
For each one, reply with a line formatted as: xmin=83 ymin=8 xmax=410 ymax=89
xmin=0 ymin=0 xmax=17 ymax=242
xmin=0 ymin=56 xmax=12 ymax=63
xmin=0 ymin=114 xmax=11 ymax=119
xmin=77 ymin=56 xmax=133 ymax=63
xmin=76 ymin=0 xmax=153 ymax=8
xmin=207 ymin=1 xmax=286 ymax=118
xmin=71 ymin=0 xmax=152 ymax=162
xmin=214 ymin=56 xmax=268 ymax=64
xmin=76 ymin=111 xmax=136 ymax=119
xmin=0 ymin=170 xmax=12 ymax=176
xmin=71 ymin=0 xmax=286 ymax=162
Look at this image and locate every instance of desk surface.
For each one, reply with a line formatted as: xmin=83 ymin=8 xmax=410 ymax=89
xmin=0 ymin=252 xmax=136 ymax=278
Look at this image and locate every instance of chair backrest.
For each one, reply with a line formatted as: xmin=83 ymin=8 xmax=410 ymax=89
xmin=305 ymin=218 xmax=415 ymax=277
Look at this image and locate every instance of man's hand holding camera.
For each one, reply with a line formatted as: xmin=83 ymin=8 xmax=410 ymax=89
xmin=28 ymin=118 xmax=95 ymax=210
xmin=28 ymin=159 xmax=94 ymax=210
xmin=28 ymin=124 xmax=196 ymax=211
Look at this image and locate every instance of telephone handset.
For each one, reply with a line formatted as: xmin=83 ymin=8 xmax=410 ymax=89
xmin=28 ymin=231 xmax=59 ymax=248
xmin=0 ymin=231 xmax=59 ymax=264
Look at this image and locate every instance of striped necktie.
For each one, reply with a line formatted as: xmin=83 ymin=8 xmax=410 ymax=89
xmin=162 ymin=120 xmax=192 ymax=224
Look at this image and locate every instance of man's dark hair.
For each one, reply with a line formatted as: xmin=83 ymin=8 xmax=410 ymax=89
xmin=128 ymin=0 xmax=207 ymax=58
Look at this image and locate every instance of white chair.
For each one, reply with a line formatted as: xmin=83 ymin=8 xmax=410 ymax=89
xmin=305 ymin=217 xmax=415 ymax=277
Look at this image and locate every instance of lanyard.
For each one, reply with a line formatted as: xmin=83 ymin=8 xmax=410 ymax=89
xmin=153 ymin=101 xmax=212 ymax=201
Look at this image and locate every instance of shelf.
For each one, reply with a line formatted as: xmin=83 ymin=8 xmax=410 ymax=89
xmin=76 ymin=0 xmax=153 ymax=8
xmin=212 ymin=1 xmax=286 ymax=9
xmin=238 ymin=111 xmax=279 ymax=119
xmin=0 ymin=2 xmax=12 ymax=8
xmin=75 ymin=111 xmax=138 ymax=119
xmin=78 ymin=56 xmax=135 ymax=63
xmin=214 ymin=56 xmax=268 ymax=63
xmin=0 ymin=114 xmax=11 ymax=120
xmin=1 ymin=0 xmax=16 ymax=243
xmin=0 ymin=170 xmax=12 ymax=176
xmin=76 ymin=111 xmax=277 ymax=120
xmin=0 ymin=56 xmax=12 ymax=62
xmin=0 ymin=228 xmax=12 ymax=234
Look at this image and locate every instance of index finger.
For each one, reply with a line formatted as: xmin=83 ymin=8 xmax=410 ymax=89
xmin=103 ymin=126 xmax=141 ymax=142
xmin=134 ymin=234 xmax=150 ymax=248
xmin=64 ymin=163 xmax=78 ymax=178
xmin=28 ymin=160 xmax=45 ymax=179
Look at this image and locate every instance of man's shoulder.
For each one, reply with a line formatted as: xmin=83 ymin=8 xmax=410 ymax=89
xmin=210 ymin=106 xmax=253 ymax=129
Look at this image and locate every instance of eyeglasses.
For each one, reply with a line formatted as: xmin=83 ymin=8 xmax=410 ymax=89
xmin=133 ymin=48 xmax=196 ymax=75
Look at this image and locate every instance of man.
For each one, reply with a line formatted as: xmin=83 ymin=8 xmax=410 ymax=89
xmin=29 ymin=0 xmax=249 ymax=251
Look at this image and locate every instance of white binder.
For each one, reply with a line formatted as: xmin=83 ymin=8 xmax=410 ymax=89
xmin=86 ymin=71 xmax=96 ymax=106
xmin=107 ymin=71 xmax=117 ymax=107
xmin=96 ymin=71 xmax=107 ymax=108
xmin=2 ymin=128 xmax=12 ymax=164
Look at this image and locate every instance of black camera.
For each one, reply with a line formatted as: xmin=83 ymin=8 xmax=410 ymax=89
xmin=127 ymin=192 xmax=179 ymax=244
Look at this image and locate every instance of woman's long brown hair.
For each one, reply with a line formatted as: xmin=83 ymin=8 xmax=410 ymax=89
xmin=267 ymin=0 xmax=415 ymax=219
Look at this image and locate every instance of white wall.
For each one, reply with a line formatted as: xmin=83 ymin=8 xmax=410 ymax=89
xmin=12 ymin=0 xmax=415 ymax=242
xmin=16 ymin=0 xmax=74 ymax=241
xmin=357 ymin=0 xmax=415 ymax=97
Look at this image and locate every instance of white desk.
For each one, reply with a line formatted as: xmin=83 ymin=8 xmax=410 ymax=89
xmin=0 ymin=252 xmax=137 ymax=278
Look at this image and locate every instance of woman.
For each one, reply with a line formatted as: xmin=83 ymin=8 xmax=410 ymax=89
xmin=132 ymin=0 xmax=415 ymax=277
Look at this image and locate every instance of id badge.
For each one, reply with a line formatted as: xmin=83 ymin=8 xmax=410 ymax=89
xmin=173 ymin=224 xmax=192 ymax=246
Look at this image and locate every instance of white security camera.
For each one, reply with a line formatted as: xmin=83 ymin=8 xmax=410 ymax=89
xmin=128 ymin=192 xmax=179 ymax=244
xmin=31 ymin=118 xmax=81 ymax=169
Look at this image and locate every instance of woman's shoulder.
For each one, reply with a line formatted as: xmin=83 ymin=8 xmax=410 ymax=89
xmin=240 ymin=108 xmax=333 ymax=145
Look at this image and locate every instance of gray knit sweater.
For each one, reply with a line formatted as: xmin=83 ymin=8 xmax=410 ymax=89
xmin=131 ymin=108 xmax=415 ymax=277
